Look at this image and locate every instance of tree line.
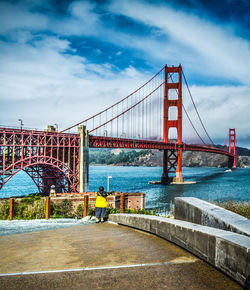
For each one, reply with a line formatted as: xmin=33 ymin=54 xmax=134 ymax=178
xmin=89 ymin=149 xmax=151 ymax=165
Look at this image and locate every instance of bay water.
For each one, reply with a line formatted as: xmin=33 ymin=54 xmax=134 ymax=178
xmin=1 ymin=166 xmax=249 ymax=209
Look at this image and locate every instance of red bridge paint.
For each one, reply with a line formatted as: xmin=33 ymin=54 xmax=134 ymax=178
xmin=0 ymin=128 xmax=80 ymax=193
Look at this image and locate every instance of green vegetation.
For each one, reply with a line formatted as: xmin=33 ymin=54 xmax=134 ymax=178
xmin=215 ymin=201 xmax=250 ymax=219
xmin=89 ymin=149 xmax=151 ymax=165
xmin=0 ymin=197 xmax=80 ymax=220
xmin=75 ymin=204 xmax=84 ymax=219
xmin=0 ymin=191 xmax=170 ymax=220
xmin=0 ymin=201 xmax=10 ymax=220
xmin=0 ymin=195 xmax=45 ymax=220
xmin=105 ymin=207 xmax=156 ymax=217
xmin=50 ymin=199 xmax=73 ymax=218
xmin=16 ymin=194 xmax=45 ymax=219
xmin=0 ymin=193 xmax=171 ymax=220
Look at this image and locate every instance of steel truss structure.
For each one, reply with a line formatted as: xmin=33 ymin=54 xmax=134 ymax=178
xmin=0 ymin=128 xmax=80 ymax=193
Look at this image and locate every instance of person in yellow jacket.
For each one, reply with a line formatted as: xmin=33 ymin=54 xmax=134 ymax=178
xmin=95 ymin=186 xmax=112 ymax=223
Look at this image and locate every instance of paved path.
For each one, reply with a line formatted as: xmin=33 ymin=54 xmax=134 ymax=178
xmin=0 ymin=222 xmax=241 ymax=289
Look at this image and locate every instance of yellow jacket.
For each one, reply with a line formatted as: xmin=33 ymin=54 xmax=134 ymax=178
xmin=95 ymin=191 xmax=109 ymax=208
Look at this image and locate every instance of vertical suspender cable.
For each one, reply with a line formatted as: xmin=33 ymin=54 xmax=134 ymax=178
xmin=146 ymin=88 xmax=148 ymax=139
xmin=182 ymin=70 xmax=214 ymax=145
xmin=169 ymin=74 xmax=206 ymax=145
xmin=117 ymin=104 xmax=118 ymax=138
xmin=122 ymin=101 xmax=124 ymax=137
xmin=111 ymin=107 xmax=113 ymax=136
xmin=142 ymin=98 xmax=144 ymax=139
xmin=150 ymin=82 xmax=152 ymax=140
xmin=138 ymin=91 xmax=140 ymax=139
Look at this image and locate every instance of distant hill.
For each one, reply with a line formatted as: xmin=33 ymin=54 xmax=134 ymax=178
xmin=236 ymin=146 xmax=250 ymax=156
xmin=89 ymin=146 xmax=250 ymax=167
xmin=216 ymin=145 xmax=250 ymax=157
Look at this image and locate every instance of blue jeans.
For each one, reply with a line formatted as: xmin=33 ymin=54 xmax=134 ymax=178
xmin=95 ymin=207 xmax=106 ymax=218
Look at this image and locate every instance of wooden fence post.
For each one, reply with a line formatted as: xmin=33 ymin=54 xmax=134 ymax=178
xmin=45 ymin=196 xmax=50 ymax=220
xmin=9 ymin=198 xmax=14 ymax=221
xmin=120 ymin=193 xmax=125 ymax=213
xmin=83 ymin=195 xmax=89 ymax=217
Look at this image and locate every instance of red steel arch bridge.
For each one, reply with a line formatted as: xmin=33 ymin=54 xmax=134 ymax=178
xmin=0 ymin=65 xmax=237 ymax=194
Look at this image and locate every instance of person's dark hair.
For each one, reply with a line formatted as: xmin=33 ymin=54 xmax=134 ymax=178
xmin=99 ymin=186 xmax=104 ymax=191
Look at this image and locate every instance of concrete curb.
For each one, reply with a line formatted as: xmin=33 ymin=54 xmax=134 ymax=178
xmin=175 ymin=197 xmax=250 ymax=237
xmin=109 ymin=214 xmax=250 ymax=288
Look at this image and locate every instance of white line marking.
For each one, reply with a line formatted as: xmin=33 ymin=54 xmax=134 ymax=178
xmin=108 ymin=221 xmax=118 ymax=225
xmin=0 ymin=260 xmax=196 ymax=277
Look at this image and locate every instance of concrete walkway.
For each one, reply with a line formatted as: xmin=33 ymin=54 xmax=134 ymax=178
xmin=0 ymin=223 xmax=241 ymax=289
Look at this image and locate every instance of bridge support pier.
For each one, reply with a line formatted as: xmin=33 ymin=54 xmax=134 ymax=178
xmin=173 ymin=147 xmax=183 ymax=183
xmin=162 ymin=149 xmax=175 ymax=184
xmin=161 ymin=147 xmax=183 ymax=184
xmin=78 ymin=126 xmax=89 ymax=192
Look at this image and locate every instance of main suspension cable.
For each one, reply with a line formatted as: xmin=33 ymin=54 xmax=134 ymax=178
xmin=60 ymin=66 xmax=165 ymax=133
xmin=89 ymin=81 xmax=165 ymax=133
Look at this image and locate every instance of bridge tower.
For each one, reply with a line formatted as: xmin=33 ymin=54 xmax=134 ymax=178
xmin=228 ymin=128 xmax=237 ymax=168
xmin=161 ymin=65 xmax=183 ymax=184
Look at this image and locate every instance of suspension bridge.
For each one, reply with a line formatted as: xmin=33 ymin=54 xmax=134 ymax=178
xmin=0 ymin=65 xmax=237 ymax=194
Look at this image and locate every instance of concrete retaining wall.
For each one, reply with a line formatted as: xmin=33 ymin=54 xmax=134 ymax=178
xmin=175 ymin=197 xmax=250 ymax=237
xmin=109 ymin=214 xmax=250 ymax=288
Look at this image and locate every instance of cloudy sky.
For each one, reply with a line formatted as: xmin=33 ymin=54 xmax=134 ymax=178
xmin=0 ymin=0 xmax=250 ymax=148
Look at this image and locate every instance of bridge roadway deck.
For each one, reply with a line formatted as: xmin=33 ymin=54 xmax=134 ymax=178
xmin=89 ymin=135 xmax=234 ymax=157
xmin=0 ymin=222 xmax=240 ymax=289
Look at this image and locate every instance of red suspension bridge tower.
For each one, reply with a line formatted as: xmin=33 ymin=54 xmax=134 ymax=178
xmin=228 ymin=128 xmax=237 ymax=168
xmin=162 ymin=65 xmax=183 ymax=184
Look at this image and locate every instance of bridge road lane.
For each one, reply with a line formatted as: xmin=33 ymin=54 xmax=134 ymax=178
xmin=0 ymin=223 xmax=241 ymax=289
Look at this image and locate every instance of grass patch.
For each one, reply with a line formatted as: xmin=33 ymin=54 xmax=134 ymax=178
xmin=215 ymin=201 xmax=250 ymax=219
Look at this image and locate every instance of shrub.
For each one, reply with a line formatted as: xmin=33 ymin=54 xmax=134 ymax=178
xmin=0 ymin=201 xmax=10 ymax=220
xmin=125 ymin=208 xmax=155 ymax=215
xmin=106 ymin=207 xmax=120 ymax=216
xmin=14 ymin=199 xmax=45 ymax=220
xmin=75 ymin=204 xmax=83 ymax=219
xmin=215 ymin=201 xmax=250 ymax=219
xmin=105 ymin=207 xmax=155 ymax=218
xmin=88 ymin=207 xmax=96 ymax=217
xmin=51 ymin=199 xmax=73 ymax=218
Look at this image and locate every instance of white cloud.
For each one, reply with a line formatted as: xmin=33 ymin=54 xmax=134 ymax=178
xmin=108 ymin=0 xmax=250 ymax=85
xmin=0 ymin=1 xmax=47 ymax=34
xmin=0 ymin=0 xmax=249 ymax=148
xmin=51 ymin=0 xmax=101 ymax=37
xmin=0 ymin=34 xmax=149 ymax=131
xmin=69 ymin=0 xmax=97 ymax=24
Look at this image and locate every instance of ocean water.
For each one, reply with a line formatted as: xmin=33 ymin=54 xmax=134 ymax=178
xmin=0 ymin=166 xmax=249 ymax=210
